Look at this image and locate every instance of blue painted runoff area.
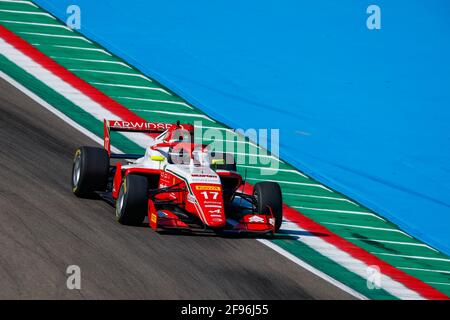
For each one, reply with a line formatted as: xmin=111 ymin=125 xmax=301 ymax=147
xmin=33 ymin=0 xmax=450 ymax=255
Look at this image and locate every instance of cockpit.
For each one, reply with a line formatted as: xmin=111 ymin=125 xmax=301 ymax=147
xmin=168 ymin=145 xmax=211 ymax=167
xmin=192 ymin=147 xmax=211 ymax=167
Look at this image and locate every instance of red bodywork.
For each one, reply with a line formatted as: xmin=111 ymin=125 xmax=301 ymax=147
xmin=105 ymin=119 xmax=276 ymax=235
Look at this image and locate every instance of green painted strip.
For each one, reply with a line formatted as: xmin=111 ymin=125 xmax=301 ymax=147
xmin=0 ymin=54 xmax=143 ymax=154
xmin=0 ymin=12 xmax=56 ymax=24
xmin=272 ymin=238 xmax=398 ymax=299
xmin=0 ymin=2 xmax=41 ymax=11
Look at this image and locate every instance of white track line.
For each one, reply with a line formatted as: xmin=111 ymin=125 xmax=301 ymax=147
xmin=197 ymin=128 xmax=264 ymax=151
xmin=49 ymin=45 xmax=112 ymax=56
xmin=258 ymin=239 xmax=368 ymax=299
xmin=89 ymin=82 xmax=170 ymax=94
xmin=131 ymin=109 xmax=215 ymax=122
xmin=0 ymin=0 xmax=37 ymax=7
xmin=321 ymin=222 xmax=413 ymax=238
xmin=0 ymin=19 xmax=71 ymax=30
xmin=284 ymin=193 xmax=358 ymax=205
xmin=345 ymin=237 xmax=435 ymax=249
xmin=427 ymin=282 xmax=450 ymax=286
xmin=247 ymin=177 xmax=332 ymax=190
xmin=398 ymin=267 xmax=450 ymax=275
xmin=0 ymin=9 xmax=55 ymax=18
xmin=197 ymin=138 xmax=274 ymax=160
xmin=279 ymin=220 xmax=424 ymax=299
xmin=232 ymin=153 xmax=282 ymax=162
xmin=49 ymin=56 xmax=131 ymax=68
xmin=196 ymin=125 xmax=269 ymax=157
xmin=207 ymin=139 xmax=250 ymax=145
xmin=293 ymin=206 xmax=385 ymax=221
xmin=371 ymin=252 xmax=450 ymax=263
xmin=115 ymin=96 xmax=192 ymax=108
xmin=197 ymin=125 xmax=239 ymax=133
xmin=238 ymin=165 xmax=308 ymax=178
xmin=68 ymin=68 xmax=151 ymax=81
xmin=18 ymin=32 xmax=92 ymax=43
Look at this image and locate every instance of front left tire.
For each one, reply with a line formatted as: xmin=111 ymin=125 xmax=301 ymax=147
xmin=115 ymin=174 xmax=148 ymax=225
xmin=72 ymin=146 xmax=109 ymax=198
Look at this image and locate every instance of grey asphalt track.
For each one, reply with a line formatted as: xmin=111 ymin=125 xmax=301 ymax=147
xmin=0 ymin=77 xmax=355 ymax=299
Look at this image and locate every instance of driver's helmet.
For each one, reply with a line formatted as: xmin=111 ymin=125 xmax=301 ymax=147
xmin=192 ymin=146 xmax=211 ymax=167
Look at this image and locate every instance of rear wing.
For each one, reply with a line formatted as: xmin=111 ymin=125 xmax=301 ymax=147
xmin=103 ymin=119 xmax=194 ymax=156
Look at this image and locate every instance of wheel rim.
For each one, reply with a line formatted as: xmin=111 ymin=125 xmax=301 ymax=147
xmin=72 ymin=153 xmax=81 ymax=187
xmin=254 ymin=191 xmax=260 ymax=209
xmin=116 ymin=187 xmax=125 ymax=218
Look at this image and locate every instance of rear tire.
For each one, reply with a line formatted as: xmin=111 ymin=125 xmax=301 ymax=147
xmin=253 ymin=182 xmax=283 ymax=231
xmin=115 ymin=174 xmax=148 ymax=225
xmin=72 ymin=146 xmax=109 ymax=198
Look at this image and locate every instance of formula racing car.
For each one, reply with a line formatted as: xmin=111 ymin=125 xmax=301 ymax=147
xmin=71 ymin=120 xmax=283 ymax=235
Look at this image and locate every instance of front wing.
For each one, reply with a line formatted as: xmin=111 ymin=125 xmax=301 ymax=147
xmin=147 ymin=199 xmax=276 ymax=235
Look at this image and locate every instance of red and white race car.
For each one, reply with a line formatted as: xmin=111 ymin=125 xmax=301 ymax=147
xmin=71 ymin=120 xmax=282 ymax=235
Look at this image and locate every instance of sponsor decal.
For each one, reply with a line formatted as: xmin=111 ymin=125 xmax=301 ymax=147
xmin=249 ymin=215 xmax=265 ymax=223
xmin=191 ymin=174 xmax=217 ymax=178
xmin=110 ymin=120 xmax=190 ymax=131
xmin=191 ymin=176 xmax=219 ymax=183
xmin=195 ymin=185 xmax=221 ymax=191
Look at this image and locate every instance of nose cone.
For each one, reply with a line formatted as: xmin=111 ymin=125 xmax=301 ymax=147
xmin=192 ymin=184 xmax=226 ymax=227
